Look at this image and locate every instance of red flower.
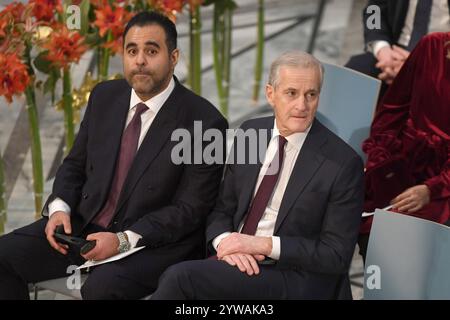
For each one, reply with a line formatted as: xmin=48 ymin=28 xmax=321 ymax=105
xmin=103 ymin=37 xmax=124 ymax=55
xmin=0 ymin=52 xmax=30 ymax=103
xmin=2 ymin=2 xmax=27 ymax=22
xmin=94 ymin=4 xmax=133 ymax=38
xmin=29 ymin=0 xmax=62 ymax=22
xmin=0 ymin=18 xmax=7 ymax=39
xmin=42 ymin=25 xmax=88 ymax=69
xmin=149 ymin=0 xmax=184 ymax=21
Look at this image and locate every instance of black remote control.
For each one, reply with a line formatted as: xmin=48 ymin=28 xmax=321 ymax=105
xmin=54 ymin=225 xmax=96 ymax=255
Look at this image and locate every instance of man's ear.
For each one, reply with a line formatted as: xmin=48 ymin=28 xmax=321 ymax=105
xmin=171 ymin=48 xmax=180 ymax=67
xmin=265 ymin=84 xmax=275 ymax=108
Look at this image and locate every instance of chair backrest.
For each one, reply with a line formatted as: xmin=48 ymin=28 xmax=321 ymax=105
xmin=364 ymin=209 xmax=450 ymax=299
xmin=316 ymin=63 xmax=380 ymax=161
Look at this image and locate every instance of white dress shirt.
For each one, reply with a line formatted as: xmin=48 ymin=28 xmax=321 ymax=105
xmin=213 ymin=120 xmax=311 ymax=260
xmin=48 ymin=78 xmax=175 ymax=248
xmin=370 ymin=0 xmax=450 ymax=56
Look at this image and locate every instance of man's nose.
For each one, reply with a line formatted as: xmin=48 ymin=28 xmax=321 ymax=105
xmin=293 ymin=96 xmax=307 ymax=111
xmin=135 ymin=51 xmax=146 ymax=66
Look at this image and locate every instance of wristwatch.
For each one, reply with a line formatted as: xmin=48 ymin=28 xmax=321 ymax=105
xmin=116 ymin=232 xmax=131 ymax=253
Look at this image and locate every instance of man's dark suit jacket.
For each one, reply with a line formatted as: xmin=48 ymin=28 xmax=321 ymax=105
xmin=363 ymin=0 xmax=450 ymax=47
xmin=22 ymin=77 xmax=227 ymax=264
xmin=206 ymin=117 xmax=364 ymax=299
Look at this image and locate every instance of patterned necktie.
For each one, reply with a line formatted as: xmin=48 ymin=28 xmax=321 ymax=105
xmin=93 ymin=102 xmax=149 ymax=228
xmin=408 ymin=0 xmax=433 ymax=51
xmin=240 ymin=135 xmax=288 ymax=235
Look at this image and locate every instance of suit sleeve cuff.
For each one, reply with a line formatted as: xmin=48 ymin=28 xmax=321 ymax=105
xmin=212 ymin=232 xmax=232 ymax=252
xmin=268 ymin=236 xmax=280 ymax=260
xmin=124 ymin=230 xmax=142 ymax=249
xmin=48 ymin=198 xmax=71 ymax=218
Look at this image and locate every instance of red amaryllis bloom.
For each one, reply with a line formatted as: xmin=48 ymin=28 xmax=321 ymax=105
xmin=2 ymin=2 xmax=27 ymax=22
xmin=103 ymin=37 xmax=124 ymax=55
xmin=160 ymin=0 xmax=184 ymax=12
xmin=42 ymin=25 xmax=88 ymax=69
xmin=148 ymin=0 xmax=184 ymax=21
xmin=94 ymin=4 xmax=133 ymax=38
xmin=0 ymin=18 xmax=7 ymax=39
xmin=0 ymin=52 xmax=30 ymax=103
xmin=90 ymin=0 xmax=109 ymax=8
xmin=29 ymin=0 xmax=62 ymax=22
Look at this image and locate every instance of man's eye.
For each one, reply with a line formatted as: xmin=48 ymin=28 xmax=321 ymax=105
xmin=147 ymin=49 xmax=158 ymax=55
xmin=306 ymin=92 xmax=317 ymax=101
xmin=286 ymin=91 xmax=295 ymax=97
xmin=128 ymin=49 xmax=136 ymax=55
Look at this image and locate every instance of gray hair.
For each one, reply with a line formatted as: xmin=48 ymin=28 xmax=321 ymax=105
xmin=268 ymin=50 xmax=325 ymax=91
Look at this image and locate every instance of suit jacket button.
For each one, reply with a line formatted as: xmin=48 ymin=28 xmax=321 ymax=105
xmin=83 ymin=193 xmax=88 ymax=199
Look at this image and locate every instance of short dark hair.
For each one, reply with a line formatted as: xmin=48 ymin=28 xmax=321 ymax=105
xmin=123 ymin=11 xmax=177 ymax=53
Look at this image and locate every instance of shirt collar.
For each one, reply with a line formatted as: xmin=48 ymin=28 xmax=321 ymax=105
xmin=272 ymin=118 xmax=311 ymax=150
xmin=129 ymin=77 xmax=175 ymax=114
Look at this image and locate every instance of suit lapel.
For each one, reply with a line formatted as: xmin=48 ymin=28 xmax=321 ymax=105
xmin=234 ymin=117 xmax=274 ymax=227
xmin=114 ymin=80 xmax=184 ymax=213
xmin=99 ymin=87 xmax=132 ymax=198
xmin=274 ymin=120 xmax=327 ymax=233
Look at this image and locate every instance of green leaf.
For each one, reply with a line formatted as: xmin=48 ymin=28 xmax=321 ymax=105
xmin=84 ymin=32 xmax=101 ymax=47
xmin=44 ymin=69 xmax=61 ymax=104
xmin=33 ymin=51 xmax=52 ymax=74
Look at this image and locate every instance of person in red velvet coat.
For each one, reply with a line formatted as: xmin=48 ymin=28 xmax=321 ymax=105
xmin=359 ymin=32 xmax=450 ymax=262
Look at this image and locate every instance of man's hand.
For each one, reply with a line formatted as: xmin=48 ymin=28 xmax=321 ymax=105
xmin=375 ymin=46 xmax=394 ymax=70
xmin=81 ymin=232 xmax=120 ymax=261
xmin=391 ymin=45 xmax=410 ymax=63
xmin=45 ymin=211 xmax=71 ymax=255
xmin=375 ymin=46 xmax=397 ymax=84
xmin=216 ymin=232 xmax=272 ymax=259
xmin=391 ymin=185 xmax=431 ymax=213
xmin=221 ymin=253 xmax=265 ymax=276
xmin=377 ymin=46 xmax=410 ymax=84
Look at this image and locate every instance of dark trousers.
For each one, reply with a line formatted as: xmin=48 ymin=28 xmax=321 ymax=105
xmin=0 ymin=219 xmax=160 ymax=299
xmin=344 ymin=52 xmax=389 ymax=112
xmin=151 ymin=259 xmax=350 ymax=300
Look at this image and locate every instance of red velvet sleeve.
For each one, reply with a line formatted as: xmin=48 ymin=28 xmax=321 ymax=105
xmin=424 ymin=150 xmax=450 ymax=200
xmin=362 ymin=39 xmax=424 ymax=169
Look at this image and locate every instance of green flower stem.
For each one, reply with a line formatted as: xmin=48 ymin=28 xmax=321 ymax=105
xmin=98 ymin=31 xmax=113 ymax=81
xmin=189 ymin=6 xmax=202 ymax=95
xmin=63 ymin=67 xmax=74 ymax=154
xmin=25 ymin=86 xmax=44 ymax=220
xmin=212 ymin=3 xmax=233 ymax=117
xmin=212 ymin=5 xmax=224 ymax=113
xmin=222 ymin=8 xmax=232 ymax=115
xmin=252 ymin=0 xmax=264 ymax=103
xmin=0 ymin=153 xmax=6 ymax=234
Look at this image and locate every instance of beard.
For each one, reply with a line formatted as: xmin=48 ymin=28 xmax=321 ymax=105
xmin=127 ymin=67 xmax=172 ymax=99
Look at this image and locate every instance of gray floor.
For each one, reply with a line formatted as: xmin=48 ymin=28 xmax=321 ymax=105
xmin=1 ymin=0 xmax=367 ymax=299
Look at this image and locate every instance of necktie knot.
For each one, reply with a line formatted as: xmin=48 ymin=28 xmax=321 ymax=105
xmin=135 ymin=103 xmax=149 ymax=117
xmin=278 ymin=135 xmax=287 ymax=151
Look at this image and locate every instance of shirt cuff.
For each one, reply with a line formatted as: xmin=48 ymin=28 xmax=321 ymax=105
xmin=371 ymin=40 xmax=391 ymax=58
xmin=212 ymin=232 xmax=232 ymax=252
xmin=268 ymin=236 xmax=280 ymax=260
xmin=48 ymin=198 xmax=71 ymax=219
xmin=124 ymin=230 xmax=142 ymax=249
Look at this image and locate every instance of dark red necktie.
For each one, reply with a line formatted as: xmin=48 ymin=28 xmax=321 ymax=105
xmin=240 ymin=135 xmax=287 ymax=235
xmin=93 ymin=102 xmax=149 ymax=228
